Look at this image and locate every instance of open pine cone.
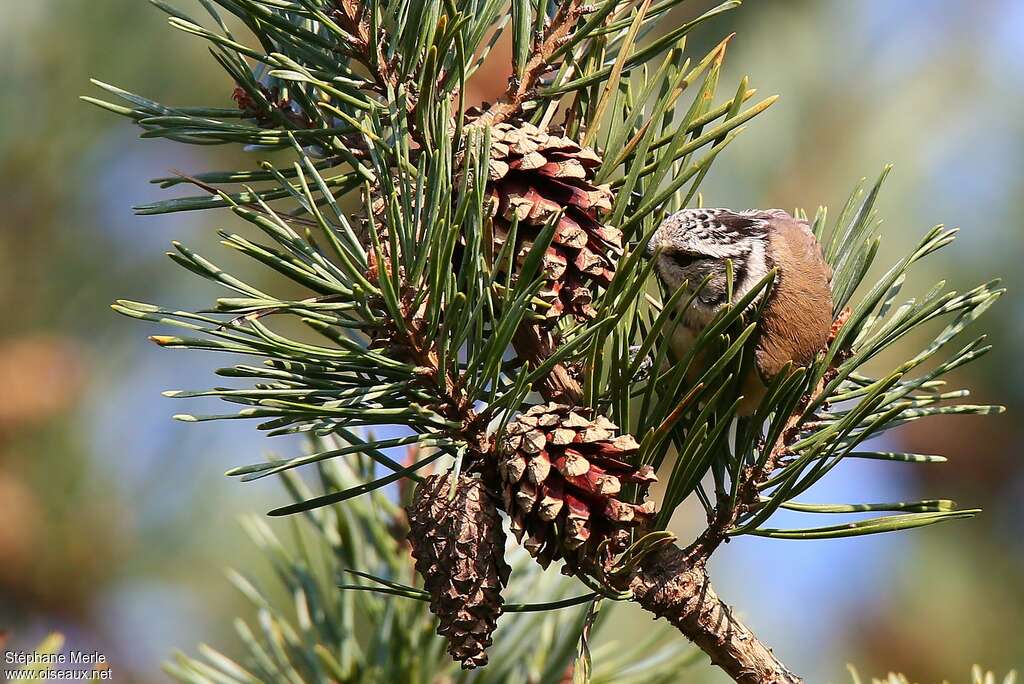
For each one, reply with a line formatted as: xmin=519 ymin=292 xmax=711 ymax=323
xmin=480 ymin=120 xmax=621 ymax=323
xmin=499 ymin=403 xmax=657 ymax=574
xmin=407 ymin=473 xmax=511 ymax=669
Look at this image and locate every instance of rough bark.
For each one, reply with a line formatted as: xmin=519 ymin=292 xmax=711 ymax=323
xmin=627 ymin=543 xmax=801 ymax=684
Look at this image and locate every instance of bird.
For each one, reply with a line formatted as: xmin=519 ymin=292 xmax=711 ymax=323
xmin=643 ymin=208 xmax=833 ymax=414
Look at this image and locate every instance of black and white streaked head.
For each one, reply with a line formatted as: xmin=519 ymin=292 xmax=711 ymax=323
xmin=645 ymin=208 xmax=785 ymax=327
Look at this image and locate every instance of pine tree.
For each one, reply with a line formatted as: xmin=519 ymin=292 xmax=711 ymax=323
xmin=88 ymin=1 xmax=1003 ymax=681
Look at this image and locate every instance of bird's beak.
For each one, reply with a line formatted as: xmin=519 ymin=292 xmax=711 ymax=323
xmin=641 ymin=239 xmax=657 ymax=260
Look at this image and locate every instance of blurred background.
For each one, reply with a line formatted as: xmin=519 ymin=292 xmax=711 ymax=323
xmin=1 ymin=0 xmax=1020 ymax=681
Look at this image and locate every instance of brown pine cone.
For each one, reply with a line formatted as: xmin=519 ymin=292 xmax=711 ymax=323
xmin=499 ymin=403 xmax=657 ymax=574
xmin=407 ymin=473 xmax=511 ymax=669
xmin=478 ymin=120 xmax=621 ymax=324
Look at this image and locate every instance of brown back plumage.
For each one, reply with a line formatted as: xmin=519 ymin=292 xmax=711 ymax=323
xmin=755 ymin=216 xmax=833 ymax=379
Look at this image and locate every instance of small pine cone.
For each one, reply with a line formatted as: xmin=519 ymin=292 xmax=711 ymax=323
xmin=499 ymin=403 xmax=657 ymax=574
xmin=478 ymin=120 xmax=621 ymax=323
xmin=407 ymin=473 xmax=511 ymax=669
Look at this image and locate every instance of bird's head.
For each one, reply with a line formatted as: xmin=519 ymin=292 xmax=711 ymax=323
xmin=644 ymin=208 xmax=779 ymax=323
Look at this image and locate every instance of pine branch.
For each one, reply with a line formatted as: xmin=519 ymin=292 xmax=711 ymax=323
xmin=627 ymin=547 xmax=799 ymax=684
xmin=609 ymin=316 xmax=853 ymax=683
xmin=92 ymin=2 xmax=1003 ymax=682
xmin=476 ymin=0 xmax=590 ymax=127
xmin=329 ymin=0 xmax=402 ymax=95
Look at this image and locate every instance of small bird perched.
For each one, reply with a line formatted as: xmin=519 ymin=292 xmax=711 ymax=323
xmin=644 ymin=208 xmax=833 ymax=413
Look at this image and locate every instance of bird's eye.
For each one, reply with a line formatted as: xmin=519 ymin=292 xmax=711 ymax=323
xmin=670 ymin=252 xmax=701 ymax=268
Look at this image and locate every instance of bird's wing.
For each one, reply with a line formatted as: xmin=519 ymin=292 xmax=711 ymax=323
xmin=755 ymin=216 xmax=834 ymax=379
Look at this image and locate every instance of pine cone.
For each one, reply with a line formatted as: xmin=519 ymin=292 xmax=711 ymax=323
xmin=407 ymin=473 xmax=511 ymax=669
xmin=499 ymin=403 xmax=657 ymax=574
xmin=480 ymin=120 xmax=621 ymax=323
